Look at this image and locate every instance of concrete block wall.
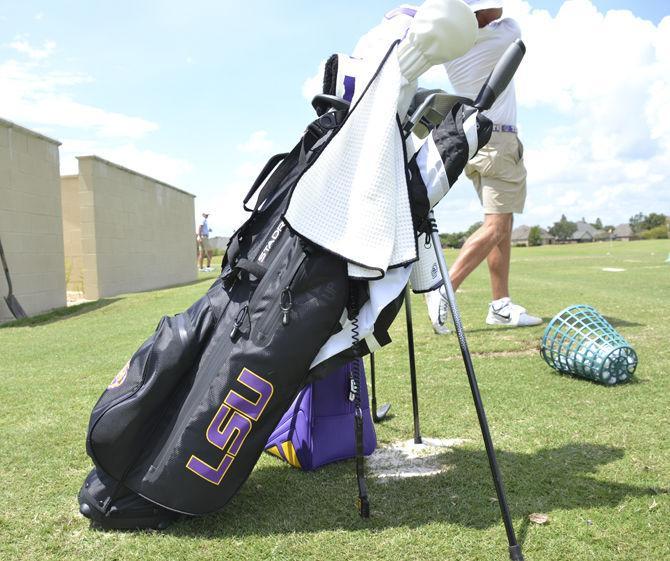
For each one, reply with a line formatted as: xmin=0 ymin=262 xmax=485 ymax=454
xmin=61 ymin=175 xmax=84 ymax=292
xmin=66 ymin=156 xmax=196 ymax=300
xmin=0 ymin=118 xmax=66 ymax=321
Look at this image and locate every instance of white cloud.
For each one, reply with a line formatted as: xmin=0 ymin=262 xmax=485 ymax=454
xmin=196 ymin=132 xmax=283 ymax=236
xmin=302 ymin=60 xmax=326 ymax=101
xmin=0 ymin=43 xmax=190 ymax=182
xmin=9 ymin=39 xmax=56 ymax=60
xmin=237 ymin=130 xmax=274 ymax=154
xmin=479 ymin=0 xmax=670 ymax=230
xmin=0 ymin=59 xmax=158 ymax=139
xmin=196 ymin=165 xmax=261 ymax=237
xmin=59 ymin=139 xmax=192 ymax=185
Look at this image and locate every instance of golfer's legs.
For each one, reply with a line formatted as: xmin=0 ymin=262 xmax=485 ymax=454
xmin=448 ymin=213 xmax=512 ymax=292
xmin=486 ymin=214 xmax=513 ymax=300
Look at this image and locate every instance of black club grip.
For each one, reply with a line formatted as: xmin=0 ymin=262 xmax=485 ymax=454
xmin=474 ymin=38 xmax=526 ymax=111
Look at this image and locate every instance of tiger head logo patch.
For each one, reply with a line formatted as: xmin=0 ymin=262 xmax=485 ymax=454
xmin=108 ymin=361 xmax=130 ymax=389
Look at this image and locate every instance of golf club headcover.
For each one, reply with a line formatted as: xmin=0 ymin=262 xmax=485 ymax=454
xmin=413 ymin=105 xmax=492 ymax=208
xmin=397 ymin=0 xmax=477 ymax=82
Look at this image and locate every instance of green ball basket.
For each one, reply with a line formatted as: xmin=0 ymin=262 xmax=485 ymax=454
xmin=540 ymin=305 xmax=637 ymax=385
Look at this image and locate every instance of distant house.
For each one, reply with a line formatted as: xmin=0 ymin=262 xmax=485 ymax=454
xmin=511 ymin=225 xmax=554 ymax=246
xmin=612 ymin=223 xmax=633 ymax=241
xmin=571 ymin=221 xmax=602 ymax=243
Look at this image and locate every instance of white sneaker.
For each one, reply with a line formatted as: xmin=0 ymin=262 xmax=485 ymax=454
xmin=425 ymin=287 xmax=451 ymax=335
xmin=486 ymin=297 xmax=542 ymax=327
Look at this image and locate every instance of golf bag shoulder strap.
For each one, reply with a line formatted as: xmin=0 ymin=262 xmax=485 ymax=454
xmin=243 ymin=152 xmax=290 ymax=212
xmin=242 ymin=107 xmax=348 ymax=216
xmin=347 ymin=281 xmax=369 ymax=518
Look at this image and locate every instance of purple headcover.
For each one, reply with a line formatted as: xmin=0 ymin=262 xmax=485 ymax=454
xmin=265 ymin=359 xmax=376 ymax=470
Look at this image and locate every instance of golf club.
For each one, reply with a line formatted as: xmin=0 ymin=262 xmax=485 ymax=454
xmin=404 ymin=38 xmax=526 ymax=138
xmin=369 ymin=352 xmax=392 ymax=422
xmin=0 ymin=236 xmax=27 ymax=319
xmin=401 ymin=38 xmax=527 ymax=561
xmin=428 ymin=213 xmax=523 ymax=561
xmin=404 ymin=285 xmax=422 ymax=444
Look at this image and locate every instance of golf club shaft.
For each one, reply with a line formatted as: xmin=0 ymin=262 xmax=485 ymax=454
xmin=370 ymin=353 xmax=378 ymax=416
xmin=404 ymin=284 xmax=422 ymax=444
xmin=0 ymin=237 xmax=15 ymax=294
xmin=428 ymin=212 xmax=523 ymax=561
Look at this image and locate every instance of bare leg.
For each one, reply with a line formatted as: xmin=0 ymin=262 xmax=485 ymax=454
xmin=206 ymin=250 xmax=213 ymax=269
xmin=198 ymin=245 xmax=204 ymax=270
xmin=448 ymin=213 xmax=513 ymax=293
xmin=486 ymin=215 xmax=513 ymax=300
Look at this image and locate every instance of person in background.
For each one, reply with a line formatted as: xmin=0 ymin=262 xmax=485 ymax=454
xmin=197 ymin=212 xmax=213 ymax=272
xmin=427 ymin=0 xmax=542 ymax=334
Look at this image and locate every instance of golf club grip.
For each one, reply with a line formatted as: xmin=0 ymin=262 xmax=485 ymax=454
xmin=474 ymin=38 xmax=525 ymax=110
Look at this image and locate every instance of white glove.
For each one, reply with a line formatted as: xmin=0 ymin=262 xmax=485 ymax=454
xmin=397 ymin=0 xmax=477 ymax=82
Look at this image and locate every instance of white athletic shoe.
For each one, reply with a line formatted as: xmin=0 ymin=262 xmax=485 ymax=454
xmin=486 ymin=297 xmax=542 ymax=327
xmin=425 ymin=287 xmax=451 ymax=335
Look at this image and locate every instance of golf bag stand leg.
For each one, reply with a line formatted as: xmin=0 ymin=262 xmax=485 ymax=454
xmin=404 ymin=284 xmax=422 ymax=444
xmin=369 ymin=353 xmax=391 ymax=422
xmin=428 ymin=211 xmax=524 ymax=561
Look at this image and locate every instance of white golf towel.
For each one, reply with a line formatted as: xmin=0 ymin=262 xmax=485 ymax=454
xmin=284 ymin=45 xmax=417 ymax=279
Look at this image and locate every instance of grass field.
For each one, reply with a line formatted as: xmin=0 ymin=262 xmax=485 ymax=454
xmin=1 ymin=240 xmax=668 ymax=561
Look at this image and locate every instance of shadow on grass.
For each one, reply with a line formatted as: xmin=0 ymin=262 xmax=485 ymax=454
xmin=464 ymin=323 xmax=548 ymax=335
xmin=131 ymin=273 xmax=220 ymax=295
xmin=0 ymin=273 xmax=219 ymax=330
xmin=0 ymin=298 xmax=120 ymax=329
xmin=603 ymin=316 xmax=645 ymax=328
xmin=546 ymin=368 xmax=647 ymax=386
xmin=465 ymin=315 xmax=644 ymax=335
xmin=169 ymin=443 xmax=652 ymax=538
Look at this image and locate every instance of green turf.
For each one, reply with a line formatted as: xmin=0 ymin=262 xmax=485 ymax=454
xmin=1 ymin=240 xmax=668 ymax=561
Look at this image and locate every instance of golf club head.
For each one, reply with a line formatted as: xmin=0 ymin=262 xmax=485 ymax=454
xmin=474 ymin=38 xmax=526 ymax=111
xmin=404 ymin=91 xmax=473 ymax=139
xmin=373 ymin=403 xmax=392 ymax=423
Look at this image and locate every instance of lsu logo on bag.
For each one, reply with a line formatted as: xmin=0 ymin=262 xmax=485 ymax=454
xmin=186 ymin=368 xmax=274 ymax=485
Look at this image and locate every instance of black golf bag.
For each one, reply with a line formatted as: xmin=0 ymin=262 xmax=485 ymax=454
xmin=80 ymin=106 xmax=356 ymax=520
xmin=79 ymin=61 xmax=494 ymax=530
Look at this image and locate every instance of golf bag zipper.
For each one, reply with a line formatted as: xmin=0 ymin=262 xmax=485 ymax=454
xmin=280 ymin=287 xmax=293 ymax=326
xmin=230 ymin=306 xmax=249 ymax=341
xmin=252 ymin=245 xmax=307 ymax=339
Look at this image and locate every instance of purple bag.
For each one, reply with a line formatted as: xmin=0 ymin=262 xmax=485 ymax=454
xmin=265 ymin=359 xmax=376 ymax=470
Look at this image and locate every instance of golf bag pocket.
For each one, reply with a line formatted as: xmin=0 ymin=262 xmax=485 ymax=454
xmin=87 ymin=278 xmax=228 ymax=480
xmin=78 ymin=466 xmax=178 ymax=530
xmin=265 ymin=358 xmax=376 ymax=471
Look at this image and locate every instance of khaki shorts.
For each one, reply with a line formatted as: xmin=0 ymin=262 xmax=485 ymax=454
xmin=199 ymin=236 xmax=212 ymax=252
xmin=465 ymin=131 xmax=527 ymax=214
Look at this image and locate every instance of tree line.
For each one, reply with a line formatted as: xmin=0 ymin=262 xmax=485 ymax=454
xmin=440 ymin=212 xmax=668 ymax=248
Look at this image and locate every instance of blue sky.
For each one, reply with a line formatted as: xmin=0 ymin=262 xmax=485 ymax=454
xmin=1 ymin=0 xmax=669 ymax=235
